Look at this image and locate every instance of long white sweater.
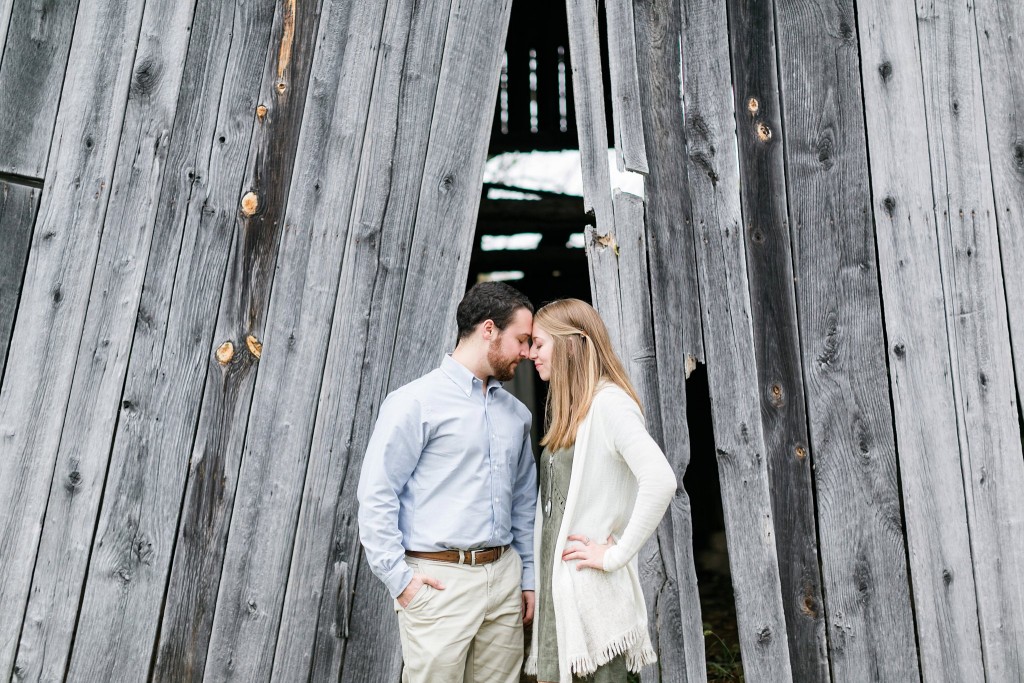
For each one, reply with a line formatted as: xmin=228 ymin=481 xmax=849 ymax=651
xmin=525 ymin=383 xmax=677 ymax=682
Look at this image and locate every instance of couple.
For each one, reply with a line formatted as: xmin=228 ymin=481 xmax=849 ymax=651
xmin=357 ymin=282 xmax=676 ymax=683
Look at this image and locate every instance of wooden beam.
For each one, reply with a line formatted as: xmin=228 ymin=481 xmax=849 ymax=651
xmin=603 ymin=0 xmax=647 ymax=173
xmin=856 ymin=0 xmax=987 ymax=679
xmin=63 ymin=0 xmax=280 ymax=679
xmin=0 ymin=0 xmax=149 ymax=675
xmin=151 ymin=0 xmax=333 ymax=679
xmin=773 ymin=0 xmax=924 ymax=679
xmin=0 ymin=180 xmax=38 ymax=384
xmin=0 ymin=0 xmax=81 ymax=179
xmin=917 ymin=0 xmax=1024 ymax=678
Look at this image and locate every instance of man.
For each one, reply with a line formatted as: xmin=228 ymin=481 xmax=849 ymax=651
xmin=357 ymin=281 xmax=538 ymax=683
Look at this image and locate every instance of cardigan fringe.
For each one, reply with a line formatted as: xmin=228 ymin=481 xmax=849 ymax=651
xmin=523 ymin=621 xmax=659 ymax=678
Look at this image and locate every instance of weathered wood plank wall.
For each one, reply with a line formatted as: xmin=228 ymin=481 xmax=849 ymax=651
xmin=773 ymin=0 xmax=922 ymax=680
xmin=0 ymin=0 xmax=149 ymax=674
xmin=0 ymin=0 xmax=80 ymax=179
xmin=917 ymin=0 xmax=1024 ymax=679
xmin=856 ymin=0 xmax=986 ymax=679
xmin=0 ymin=181 xmax=37 ymax=385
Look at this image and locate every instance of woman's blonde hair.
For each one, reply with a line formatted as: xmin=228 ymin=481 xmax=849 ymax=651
xmin=535 ymin=298 xmax=642 ymax=450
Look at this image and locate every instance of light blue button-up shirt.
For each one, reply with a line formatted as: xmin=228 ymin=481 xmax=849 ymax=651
xmin=357 ymin=355 xmax=537 ymax=598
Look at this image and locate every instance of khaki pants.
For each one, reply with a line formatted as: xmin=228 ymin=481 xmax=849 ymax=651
xmin=396 ymin=549 xmax=524 ymax=683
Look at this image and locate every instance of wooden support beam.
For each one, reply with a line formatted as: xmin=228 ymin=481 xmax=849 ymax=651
xmin=0 ymin=0 xmax=149 ymax=675
xmin=63 ymin=0 xmax=280 ymax=679
xmin=0 ymin=180 xmax=38 ymax=385
xmin=0 ymin=0 xmax=81 ymax=179
xmin=856 ymin=0 xmax=987 ymax=680
xmin=917 ymin=0 xmax=1024 ymax=678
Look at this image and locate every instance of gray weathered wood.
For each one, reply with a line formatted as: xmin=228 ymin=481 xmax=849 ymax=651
xmin=564 ymin=0 xmax=614 ymax=239
xmin=0 ymin=0 xmax=14 ymax=67
xmin=975 ymin=0 xmax=1024 ymax=453
xmin=267 ymin=2 xmax=447 ymax=679
xmin=148 ymin=0 xmax=326 ymax=678
xmin=917 ymin=0 xmax=1024 ymax=678
xmin=0 ymin=0 xmax=149 ymax=674
xmin=339 ymin=2 xmax=514 ymax=679
xmin=9 ymin=1 xmax=200 ymax=679
xmin=856 ymin=0 xmax=986 ymax=679
xmin=188 ymin=3 xmax=386 ymax=681
xmin=0 ymin=0 xmax=82 ymax=178
xmin=63 ymin=1 xmax=279 ymax=679
xmin=604 ymin=0 xmax=647 ymax=174
xmin=0 ymin=181 xmax=39 ymax=386
xmin=632 ymin=0 xmax=703 ymax=367
xmin=772 ymin=0 xmax=922 ymax=680
xmin=679 ymin=10 xmax=797 ymax=670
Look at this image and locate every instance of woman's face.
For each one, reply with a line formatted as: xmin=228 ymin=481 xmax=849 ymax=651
xmin=529 ymin=324 xmax=554 ymax=381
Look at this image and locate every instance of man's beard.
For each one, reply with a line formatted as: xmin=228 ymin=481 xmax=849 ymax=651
xmin=488 ymin=338 xmax=519 ymax=382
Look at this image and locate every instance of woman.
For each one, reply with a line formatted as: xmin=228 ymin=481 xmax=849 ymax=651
xmin=525 ymin=299 xmax=677 ymax=683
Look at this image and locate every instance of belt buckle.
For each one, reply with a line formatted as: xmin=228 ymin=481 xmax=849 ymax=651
xmin=470 ymin=549 xmax=480 ymax=566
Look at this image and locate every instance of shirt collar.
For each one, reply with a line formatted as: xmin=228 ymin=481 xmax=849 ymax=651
xmin=441 ymin=354 xmax=503 ymax=396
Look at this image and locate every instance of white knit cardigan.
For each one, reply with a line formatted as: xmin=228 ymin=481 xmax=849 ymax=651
xmin=524 ymin=383 xmax=677 ymax=682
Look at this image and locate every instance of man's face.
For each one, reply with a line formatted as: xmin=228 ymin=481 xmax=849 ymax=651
xmin=487 ymin=307 xmax=533 ymax=382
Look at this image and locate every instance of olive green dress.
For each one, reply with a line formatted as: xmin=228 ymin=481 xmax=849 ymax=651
xmin=536 ymin=444 xmax=627 ymax=682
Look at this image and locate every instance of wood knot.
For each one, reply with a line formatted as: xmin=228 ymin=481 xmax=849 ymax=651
xmin=769 ymin=383 xmax=784 ymax=407
xmin=756 ymin=122 xmax=772 ymax=142
xmin=795 ymin=445 xmax=807 ymax=460
xmin=878 ymin=61 xmax=893 ymax=82
xmin=942 ymin=569 xmax=953 ymax=586
xmin=256 ymin=104 xmax=268 ymax=120
xmin=216 ymin=341 xmax=234 ymax=364
xmin=892 ymin=342 xmax=905 ymax=358
xmin=747 ymin=97 xmax=759 ymax=114
xmin=276 ymin=81 xmax=287 ymax=94
xmin=246 ymin=335 xmax=263 ymax=359
xmin=241 ymin=191 xmax=259 ymax=216
xmin=1013 ymin=140 xmax=1024 ymax=170
xmin=883 ymin=196 xmax=896 ymax=215
xmin=65 ymin=469 xmax=83 ymax=493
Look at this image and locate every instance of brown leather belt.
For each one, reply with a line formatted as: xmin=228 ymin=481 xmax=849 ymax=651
xmin=406 ymin=545 xmax=510 ymax=566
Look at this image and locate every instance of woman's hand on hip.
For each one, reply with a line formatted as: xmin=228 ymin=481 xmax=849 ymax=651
xmin=561 ymin=534 xmax=615 ymax=570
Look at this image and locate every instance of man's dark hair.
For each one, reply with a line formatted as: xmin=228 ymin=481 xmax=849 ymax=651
xmin=456 ymin=282 xmax=534 ymax=342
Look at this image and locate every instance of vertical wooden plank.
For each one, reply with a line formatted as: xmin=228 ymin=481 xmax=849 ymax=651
xmin=9 ymin=0 xmax=200 ymax=679
xmin=603 ymin=0 xmax=647 ymax=173
xmin=186 ymin=3 xmax=386 ymax=681
xmin=266 ymin=2 xmax=448 ymax=679
xmin=0 ymin=0 xmax=148 ymax=674
xmin=856 ymin=0 xmax=987 ymax=679
xmin=564 ymin=0 xmax=614 ymax=236
xmin=0 ymin=0 xmax=81 ymax=178
xmin=771 ymin=0 xmax=923 ymax=680
xmin=0 ymin=0 xmax=15 ymax=65
xmin=676 ymin=7 xmax=798 ymax=670
xmin=149 ymin=0 xmax=328 ymax=679
xmin=0 ymin=181 xmax=39 ymax=383
xmin=917 ymin=0 xmax=1024 ymax=678
xmin=975 ymin=0 xmax=1024 ymax=441
xmin=337 ymin=2 xmax=514 ymax=680
xmin=63 ymin=0 xmax=279 ymax=679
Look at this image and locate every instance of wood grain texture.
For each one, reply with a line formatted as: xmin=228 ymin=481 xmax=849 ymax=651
xmin=773 ymin=0 xmax=922 ymax=680
xmin=0 ymin=0 xmax=81 ymax=178
xmin=680 ymin=4 xmax=796 ymax=676
xmin=0 ymin=0 xmax=148 ymax=674
xmin=10 ymin=0 xmax=200 ymax=679
xmin=917 ymin=0 xmax=1024 ymax=678
xmin=975 ymin=0 xmax=1024 ymax=453
xmin=856 ymin=0 xmax=986 ymax=679
xmin=0 ymin=181 xmax=38 ymax=386
xmin=563 ymin=0 xmax=614 ymax=238
xmin=0 ymin=0 xmax=14 ymax=67
xmin=192 ymin=3 xmax=388 ymax=681
xmin=146 ymin=0 xmax=325 ymax=678
xmin=604 ymin=0 xmax=647 ymax=174
xmin=63 ymin=0 xmax=279 ymax=679
xmin=632 ymin=0 xmax=703 ymax=367
xmin=267 ymin=2 xmax=448 ymax=680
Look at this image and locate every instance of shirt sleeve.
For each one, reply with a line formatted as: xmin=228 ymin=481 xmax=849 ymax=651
xmin=357 ymin=391 xmax=427 ymax=598
xmin=510 ymin=429 xmax=538 ymax=590
xmin=600 ymin=394 xmax=677 ymax=572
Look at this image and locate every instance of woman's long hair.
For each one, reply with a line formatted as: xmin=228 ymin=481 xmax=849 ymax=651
xmin=535 ymin=298 xmax=642 ymax=450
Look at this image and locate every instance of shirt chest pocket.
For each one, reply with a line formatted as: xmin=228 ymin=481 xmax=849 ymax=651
xmin=488 ymin=430 xmax=521 ymax=476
